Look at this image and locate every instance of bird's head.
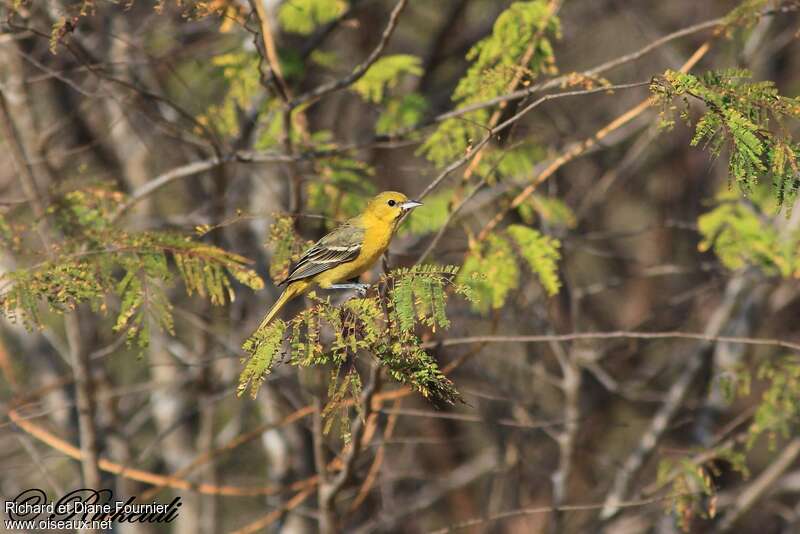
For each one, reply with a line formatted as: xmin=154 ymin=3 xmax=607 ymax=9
xmin=364 ymin=191 xmax=423 ymax=224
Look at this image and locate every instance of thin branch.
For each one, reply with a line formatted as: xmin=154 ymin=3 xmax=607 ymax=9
xmin=228 ymin=486 xmax=316 ymax=534
xmin=110 ymin=152 xmax=291 ymax=221
xmin=436 ymin=18 xmax=722 ymax=124
xmin=416 ymin=81 xmax=651 ymax=202
xmin=428 ymin=492 xmax=700 ymax=534
xmin=318 ymin=364 xmax=381 ymax=533
xmin=288 ymin=0 xmax=409 ymax=110
xmin=7 ymin=406 xmax=315 ymax=497
xmin=550 ymin=341 xmax=580 ymax=534
xmin=715 ymin=437 xmax=800 ymax=532
xmin=456 ymin=0 xmax=563 ymax=183
xmin=1 ymin=85 xmax=101 ymax=496
xmin=475 ymin=41 xmax=712 ymax=241
xmin=349 ymin=398 xmax=400 ymax=511
xmin=427 ymin=328 xmax=800 ymax=353
xmin=354 ymin=448 xmax=498 ymax=534
xmin=600 ymin=274 xmax=749 ymax=520
xmin=248 ymin=0 xmax=290 ymax=102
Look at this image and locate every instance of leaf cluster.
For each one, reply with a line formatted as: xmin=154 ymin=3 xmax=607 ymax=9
xmin=697 ymin=188 xmax=800 ymax=277
xmin=239 ymin=265 xmax=468 ymax=413
xmin=458 ymin=224 xmax=561 ymax=314
xmin=419 ymin=0 xmax=560 ymax=167
xmin=277 ymin=0 xmax=347 ymax=35
xmin=651 ymin=68 xmax=800 ymax=208
xmin=0 ymin=187 xmax=264 ymax=347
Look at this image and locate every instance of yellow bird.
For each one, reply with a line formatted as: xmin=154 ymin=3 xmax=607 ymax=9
xmin=254 ymin=191 xmax=422 ymax=329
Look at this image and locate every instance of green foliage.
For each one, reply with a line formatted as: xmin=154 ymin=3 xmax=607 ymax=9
xmin=723 ymin=0 xmax=773 ymax=30
xmin=658 ymin=354 xmax=800 ymax=530
xmin=278 ymin=0 xmax=347 ymax=35
xmin=459 ymin=233 xmax=519 ymax=314
xmin=0 ymin=212 xmax=19 ymax=251
xmin=697 ymin=188 xmax=800 ymax=277
xmin=200 ymin=51 xmax=262 ymax=138
xmin=507 ymin=224 xmax=562 ymax=296
xmin=239 ymin=264 xmax=468 ymax=410
xmin=748 ymin=358 xmax=800 ymax=449
xmin=0 ymin=188 xmax=264 ymax=347
xmin=352 ymin=54 xmax=423 ymax=103
xmin=419 ymin=1 xmax=560 ymax=166
xmin=657 ymin=457 xmax=718 ymax=531
xmin=402 ymin=189 xmax=453 ymax=236
xmin=474 ymin=142 xmax=546 ymax=184
xmin=652 ymin=68 xmax=800 ymax=208
xmin=376 ymin=93 xmax=427 ymax=135
xmin=239 ymin=321 xmax=287 ymax=398
xmin=452 ymin=1 xmax=560 ymax=103
xmin=420 ymin=108 xmax=490 ymax=168
xmin=305 ymin=149 xmax=377 ymax=224
xmin=458 ymin=224 xmax=561 ymax=313
xmin=517 ymin=194 xmax=577 ymax=229
xmin=51 ymin=187 xmax=119 ymax=234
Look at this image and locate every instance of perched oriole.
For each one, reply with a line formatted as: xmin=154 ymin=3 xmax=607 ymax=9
xmin=254 ymin=191 xmax=422 ymax=329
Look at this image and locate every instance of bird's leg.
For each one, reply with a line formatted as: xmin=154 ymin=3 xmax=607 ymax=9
xmin=328 ymin=282 xmax=370 ymax=297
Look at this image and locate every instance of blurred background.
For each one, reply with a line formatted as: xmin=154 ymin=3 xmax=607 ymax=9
xmin=1 ymin=1 xmax=800 ymax=533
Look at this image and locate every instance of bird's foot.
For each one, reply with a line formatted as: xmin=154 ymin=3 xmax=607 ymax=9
xmin=329 ymin=283 xmax=370 ymax=297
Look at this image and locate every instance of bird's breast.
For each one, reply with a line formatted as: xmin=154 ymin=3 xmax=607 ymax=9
xmin=361 ymin=222 xmax=393 ymax=259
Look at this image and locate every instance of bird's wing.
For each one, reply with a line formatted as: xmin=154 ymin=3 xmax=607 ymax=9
xmin=281 ymin=221 xmax=364 ymax=284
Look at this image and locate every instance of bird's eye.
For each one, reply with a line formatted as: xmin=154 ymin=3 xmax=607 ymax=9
xmin=387 ymin=199 xmax=396 ymax=207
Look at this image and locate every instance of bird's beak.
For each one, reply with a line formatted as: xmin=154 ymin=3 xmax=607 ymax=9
xmin=400 ymin=200 xmax=423 ymax=212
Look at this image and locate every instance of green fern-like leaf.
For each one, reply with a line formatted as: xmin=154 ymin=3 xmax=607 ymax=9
xmin=387 ymin=264 xmax=459 ymax=332
xmin=507 ymin=224 xmax=561 ymax=296
xmin=652 ymin=68 xmax=800 ymax=209
xmin=352 ymin=54 xmax=423 ymax=103
xmin=376 ymin=342 xmax=461 ymax=407
xmin=748 ymin=358 xmax=800 ymax=450
xmin=458 ymin=234 xmax=519 ymax=313
xmin=0 ymin=189 xmax=264 ymax=348
xmin=458 ymin=226 xmax=561 ymax=313
xmin=376 ymin=93 xmax=427 ymax=135
xmin=200 ymin=51 xmax=262 ymax=137
xmin=239 ymin=264 xmax=465 ymax=407
xmin=239 ymin=320 xmax=287 ymax=398
xmin=697 ymin=188 xmax=800 ymax=277
xmin=277 ymin=0 xmax=347 ymax=35
xmin=419 ymin=0 xmax=560 ymax=166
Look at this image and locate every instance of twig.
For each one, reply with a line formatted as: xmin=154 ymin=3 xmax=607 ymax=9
xmin=288 ymin=0 xmax=409 ymax=110
xmin=600 ymin=274 xmax=749 ymax=519
xmin=349 ymin=398 xmax=400 ymax=511
xmin=416 ymin=81 xmax=651 ymax=202
xmin=427 ymin=492 xmax=700 ymax=534
xmin=7 ymin=406 xmax=315 ymax=497
xmin=248 ymin=0 xmax=290 ymax=102
xmin=228 ymin=486 xmax=316 ymax=534
xmin=456 ymin=0 xmax=563 ymax=183
xmin=550 ymin=341 xmax=580 ymax=534
xmin=427 ymin=329 xmax=800 ymax=353
xmin=475 ymin=41 xmax=712 ymax=241
xmin=1 ymin=86 xmax=101 ymax=498
xmin=354 ymin=448 xmax=498 ymax=533
xmin=110 ymin=152 xmax=291 ymax=221
xmin=318 ymin=364 xmax=382 ymax=533
xmin=715 ymin=438 xmax=800 ymax=532
xmin=438 ymin=19 xmax=721 ymax=124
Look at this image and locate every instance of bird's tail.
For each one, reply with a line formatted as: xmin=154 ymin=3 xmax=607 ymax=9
xmin=255 ymin=280 xmax=309 ymax=331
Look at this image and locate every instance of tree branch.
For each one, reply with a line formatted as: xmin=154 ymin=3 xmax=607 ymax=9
xmin=288 ymin=0 xmax=409 ymax=110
